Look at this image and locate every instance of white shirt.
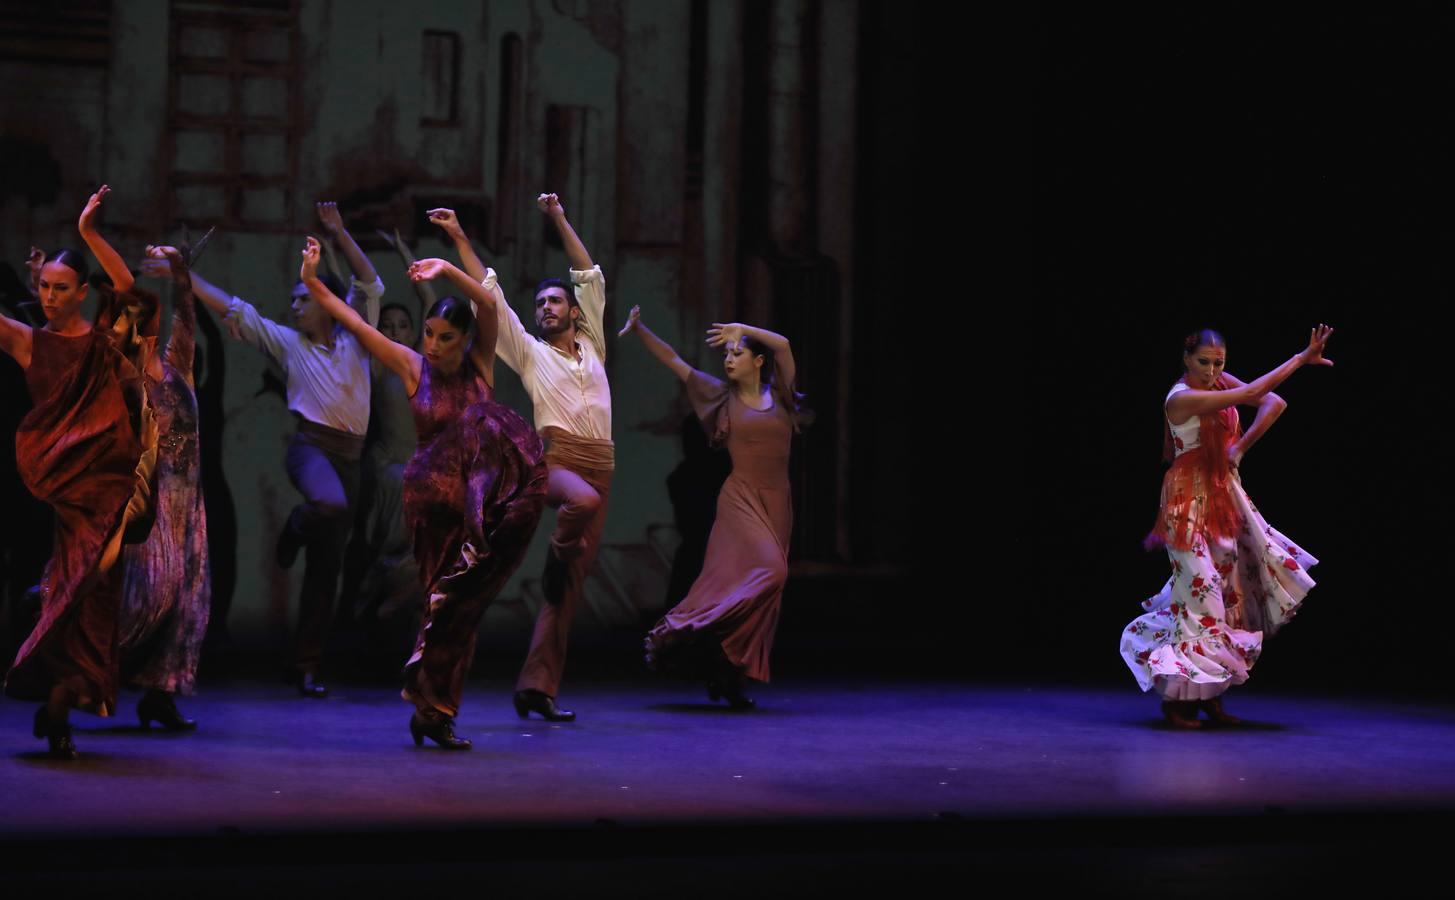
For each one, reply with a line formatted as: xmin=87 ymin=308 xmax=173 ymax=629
xmin=484 ymin=265 xmax=612 ymax=441
xmin=226 ymin=276 xmax=384 ymax=436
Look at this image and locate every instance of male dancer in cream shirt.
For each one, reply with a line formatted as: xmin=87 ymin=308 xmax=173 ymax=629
xmin=430 ymin=194 xmax=608 ymax=721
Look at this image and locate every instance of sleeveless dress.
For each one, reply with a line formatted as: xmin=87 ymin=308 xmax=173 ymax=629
xmin=1120 ymin=382 xmax=1317 ymax=700
xmin=5 ymin=326 xmax=146 ymax=715
xmin=118 ymin=286 xmax=211 ymax=695
xmin=645 ymin=371 xmax=796 ymax=683
xmin=400 ymin=358 xmax=547 ymax=717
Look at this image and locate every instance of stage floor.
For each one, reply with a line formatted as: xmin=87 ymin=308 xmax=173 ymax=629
xmin=4 ymin=680 xmax=1453 ymax=833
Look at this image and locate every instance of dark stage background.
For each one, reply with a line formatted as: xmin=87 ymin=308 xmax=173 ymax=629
xmin=1021 ymin=5 xmax=1452 ymax=693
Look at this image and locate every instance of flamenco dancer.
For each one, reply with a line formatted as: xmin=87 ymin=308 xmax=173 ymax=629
xmin=1 ymin=187 xmax=159 ymax=758
xmin=120 ymin=244 xmax=213 ymax=731
xmin=180 ymin=202 xmax=383 ymax=697
xmin=1121 ymin=325 xmax=1333 ymax=728
xmin=620 ymin=306 xmax=800 ymax=709
xmin=430 ymin=195 xmax=610 ymax=722
xmin=298 ymin=237 xmax=546 ymax=749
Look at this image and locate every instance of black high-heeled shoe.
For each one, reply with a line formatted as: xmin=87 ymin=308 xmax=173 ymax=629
xmin=409 ymin=712 xmax=471 ymax=750
xmin=513 ymin=689 xmax=576 ymax=722
xmin=33 ymin=706 xmax=79 ymax=760
xmin=706 ymin=678 xmax=756 ymax=710
xmin=138 ymin=690 xmax=197 ymax=732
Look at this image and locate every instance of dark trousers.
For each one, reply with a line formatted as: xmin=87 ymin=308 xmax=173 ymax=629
xmin=284 ymin=428 xmax=361 ymax=674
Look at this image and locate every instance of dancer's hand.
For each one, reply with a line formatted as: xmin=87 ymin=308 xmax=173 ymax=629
xmin=25 ymin=247 xmax=44 ymax=296
xmin=137 ymin=255 xmax=172 ymax=280
xmin=426 ymin=208 xmax=465 ymax=240
xmin=315 ymin=201 xmax=344 ymax=236
xmin=618 ymin=305 xmax=641 ymax=338
xmin=537 ymin=193 xmax=565 ymax=219
xmin=706 ymin=322 xmax=745 ymax=349
xmin=300 ymin=236 xmax=321 ymax=281
xmin=145 ymin=245 xmax=188 ymax=284
xmin=408 ymin=258 xmax=451 ymax=282
xmin=79 ymin=185 xmax=111 ymax=233
xmin=1299 ymin=324 xmax=1335 ymax=367
xmin=1227 ymin=442 xmax=1244 ymax=470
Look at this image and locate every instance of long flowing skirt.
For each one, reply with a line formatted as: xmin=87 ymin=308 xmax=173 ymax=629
xmin=1121 ymin=474 xmax=1317 ymax=698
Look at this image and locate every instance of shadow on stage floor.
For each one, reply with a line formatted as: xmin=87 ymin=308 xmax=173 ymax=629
xmin=2 ymin=676 xmax=1452 ymax=893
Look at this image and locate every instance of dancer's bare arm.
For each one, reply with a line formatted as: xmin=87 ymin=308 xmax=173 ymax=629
xmin=619 ymin=305 xmax=691 ymax=381
xmin=300 ymin=237 xmax=422 ymax=393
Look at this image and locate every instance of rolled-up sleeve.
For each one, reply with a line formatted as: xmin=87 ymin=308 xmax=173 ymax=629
xmin=346 ymin=275 xmax=385 ymax=327
xmin=225 ymin=295 xmax=294 ymax=368
xmin=570 ymin=265 xmax=606 ymax=361
xmin=485 ymin=267 xmax=533 ymax=377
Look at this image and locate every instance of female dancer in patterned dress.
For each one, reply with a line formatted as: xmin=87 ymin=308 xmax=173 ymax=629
xmin=1121 ymin=325 xmax=1333 ymax=728
xmin=620 ymin=306 xmax=799 ymax=709
xmin=120 ymin=244 xmax=211 ymax=732
xmin=0 ymin=186 xmax=158 ymax=758
xmin=298 ymin=237 xmax=546 ymax=749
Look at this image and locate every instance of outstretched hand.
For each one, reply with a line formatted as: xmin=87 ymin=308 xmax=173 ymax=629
xmin=706 ymin=322 xmax=744 ymax=349
xmin=426 ymin=208 xmax=465 ymax=240
xmin=408 ymin=257 xmax=452 ymax=282
xmin=618 ymin=305 xmax=641 ymax=338
xmin=79 ymin=185 xmax=111 ymax=232
xmin=1300 ymin=324 xmax=1335 ymax=367
xmin=300 ymin=236 xmax=321 ymax=281
xmin=537 ymin=193 xmax=565 ymax=219
xmin=316 ymin=201 xmax=344 ymax=235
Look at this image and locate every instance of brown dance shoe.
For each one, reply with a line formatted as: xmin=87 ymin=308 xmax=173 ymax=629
xmin=1198 ymin=697 xmax=1242 ymax=727
xmin=1161 ymin=700 xmax=1202 ymax=729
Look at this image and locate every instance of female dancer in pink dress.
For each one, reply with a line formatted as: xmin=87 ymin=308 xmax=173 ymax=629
xmin=1121 ymin=325 xmax=1333 ymax=728
xmin=621 ymin=305 xmax=799 ymax=709
xmin=299 ymin=238 xmax=546 ymax=749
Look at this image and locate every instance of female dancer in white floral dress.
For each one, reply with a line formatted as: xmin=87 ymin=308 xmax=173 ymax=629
xmin=1121 ymin=325 xmax=1333 ymax=728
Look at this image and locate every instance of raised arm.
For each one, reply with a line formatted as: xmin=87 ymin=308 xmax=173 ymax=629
xmin=143 ymin=245 xmax=199 ymax=385
xmin=427 ymin=208 xmax=488 ymax=284
xmin=0 ymin=302 xmax=34 ymax=368
xmin=316 ymin=201 xmax=382 ymax=324
xmin=137 ymin=255 xmax=232 ymax=320
xmin=77 ymin=185 xmax=134 ymax=294
xmin=619 ymin=305 xmax=691 ymax=381
xmin=300 ymin=237 xmax=422 ymax=394
xmin=538 ymin=193 xmax=594 ymax=271
xmin=707 ymin=321 xmax=797 ymax=392
xmin=408 ymin=257 xmax=499 ymax=384
xmin=1166 ymin=325 xmax=1334 ymax=424
xmin=378 ymin=227 xmax=433 ymax=347
xmin=1219 ymin=373 xmax=1287 ymax=468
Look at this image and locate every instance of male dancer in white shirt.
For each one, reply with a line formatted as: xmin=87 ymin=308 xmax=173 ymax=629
xmin=430 ymin=194 xmax=608 ymax=721
xmin=141 ymin=202 xmax=383 ymax=697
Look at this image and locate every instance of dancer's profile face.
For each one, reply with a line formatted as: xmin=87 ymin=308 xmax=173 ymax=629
xmin=290 ymin=292 xmax=331 ymax=336
xmin=37 ymin=261 xmax=87 ymax=324
xmin=379 ymin=308 xmax=415 ymax=346
xmin=722 ymin=340 xmax=763 ymax=385
xmin=534 ymin=287 xmax=577 ymax=335
xmin=1184 ymin=343 xmax=1226 ymax=389
xmin=422 ymin=316 xmax=465 ymax=371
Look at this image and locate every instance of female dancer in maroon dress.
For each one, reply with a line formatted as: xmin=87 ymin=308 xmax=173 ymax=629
xmin=299 ymin=238 xmax=546 ymax=749
xmin=119 ymin=244 xmax=211 ymax=732
xmin=0 ymin=186 xmax=158 ymax=758
xmin=620 ymin=306 xmax=799 ymax=709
